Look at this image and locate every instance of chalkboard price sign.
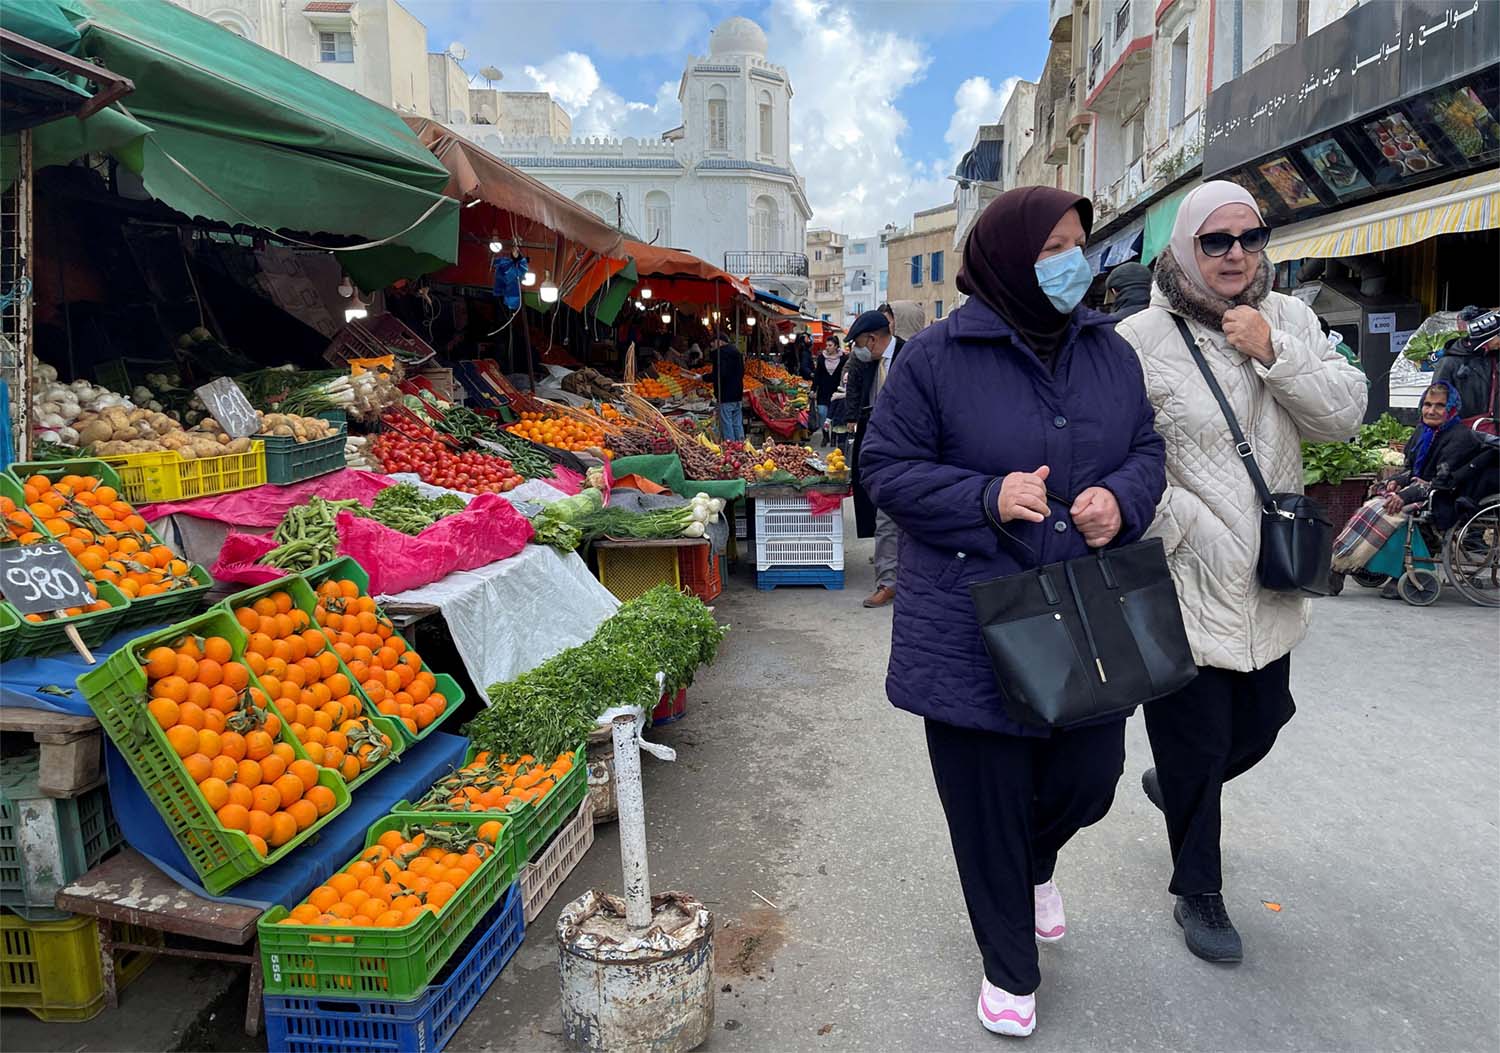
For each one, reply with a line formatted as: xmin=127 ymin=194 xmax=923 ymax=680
xmin=0 ymin=542 xmax=94 ymax=614
xmin=194 ymin=377 xmax=260 ymax=438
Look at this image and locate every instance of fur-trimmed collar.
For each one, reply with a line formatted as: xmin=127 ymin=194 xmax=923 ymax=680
xmin=1154 ymin=248 xmax=1272 ymax=331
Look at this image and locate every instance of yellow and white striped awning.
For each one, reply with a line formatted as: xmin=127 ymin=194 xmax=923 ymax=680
xmin=1266 ymin=169 xmax=1500 ymax=262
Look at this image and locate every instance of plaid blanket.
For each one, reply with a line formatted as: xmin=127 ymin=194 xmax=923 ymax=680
xmin=1332 ymin=497 xmax=1404 ymax=571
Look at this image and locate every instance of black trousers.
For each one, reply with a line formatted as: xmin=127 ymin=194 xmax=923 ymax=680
xmin=925 ymin=717 xmax=1126 ymax=995
xmin=1143 ymin=655 xmax=1296 ymax=897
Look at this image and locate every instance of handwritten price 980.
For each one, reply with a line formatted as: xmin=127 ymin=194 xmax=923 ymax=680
xmin=4 ymin=565 xmax=87 ymax=607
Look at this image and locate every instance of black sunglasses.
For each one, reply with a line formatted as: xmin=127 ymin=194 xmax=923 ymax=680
xmin=1197 ymin=226 xmax=1271 ymax=257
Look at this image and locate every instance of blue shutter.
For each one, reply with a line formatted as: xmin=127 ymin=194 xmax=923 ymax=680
xmin=911 ymin=255 xmax=922 ymax=286
xmin=930 ymin=251 xmax=944 ymax=283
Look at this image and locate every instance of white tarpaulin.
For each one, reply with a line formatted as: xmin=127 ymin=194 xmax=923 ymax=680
xmin=381 ymin=544 xmax=618 ymax=692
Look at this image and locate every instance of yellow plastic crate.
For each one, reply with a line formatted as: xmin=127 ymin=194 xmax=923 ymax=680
xmin=0 ymin=913 xmax=159 ymax=1022
xmin=595 ymin=544 xmax=682 ymax=602
xmin=98 ymin=441 xmax=267 ymax=502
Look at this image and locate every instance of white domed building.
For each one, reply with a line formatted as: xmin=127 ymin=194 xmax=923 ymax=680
xmin=469 ymin=17 xmax=813 ymax=304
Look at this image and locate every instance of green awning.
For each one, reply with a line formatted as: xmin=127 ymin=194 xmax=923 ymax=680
xmin=6 ymin=0 xmax=458 ymax=288
xmin=1142 ymin=183 xmax=1196 ymax=265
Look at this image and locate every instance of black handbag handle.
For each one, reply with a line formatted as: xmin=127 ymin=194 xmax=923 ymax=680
xmin=1171 ymin=315 xmax=1281 ymax=516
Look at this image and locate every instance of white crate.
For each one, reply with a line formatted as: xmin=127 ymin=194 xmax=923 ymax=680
xmin=755 ymin=534 xmax=844 ymax=572
xmin=520 ymin=796 xmax=595 ymax=924
xmin=753 ymin=498 xmax=843 ymax=540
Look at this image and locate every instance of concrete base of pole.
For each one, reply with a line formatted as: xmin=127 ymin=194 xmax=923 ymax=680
xmin=558 ymin=890 xmax=715 ymax=1053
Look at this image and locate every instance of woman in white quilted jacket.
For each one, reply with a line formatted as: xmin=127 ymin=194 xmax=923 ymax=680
xmin=1114 ymin=181 xmax=1366 ymax=965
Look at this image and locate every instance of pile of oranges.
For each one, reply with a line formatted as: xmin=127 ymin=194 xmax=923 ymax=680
xmin=142 ymin=632 xmax=337 ymax=858
xmin=230 ymin=590 xmax=396 ymax=784
xmin=277 ymin=821 xmax=499 ymax=932
xmin=505 ymin=411 xmax=607 ymax=454
xmin=413 ymin=749 xmax=576 ymax=813
xmin=312 ymin=578 xmax=446 ymax=738
xmin=11 ymin=474 xmax=197 ymax=600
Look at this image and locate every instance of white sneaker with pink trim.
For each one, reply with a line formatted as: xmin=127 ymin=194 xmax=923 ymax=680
xmin=977 ymin=978 xmax=1037 ymax=1037
xmin=1034 ymin=880 xmax=1066 ymax=943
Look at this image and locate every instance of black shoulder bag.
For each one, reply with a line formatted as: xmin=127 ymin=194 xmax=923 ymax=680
xmin=969 ymin=495 xmax=1197 ymax=730
xmin=1172 ymin=315 xmax=1332 ymax=595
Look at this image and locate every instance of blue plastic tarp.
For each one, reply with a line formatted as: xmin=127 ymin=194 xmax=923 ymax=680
xmin=0 ymin=622 xmax=175 ymax=715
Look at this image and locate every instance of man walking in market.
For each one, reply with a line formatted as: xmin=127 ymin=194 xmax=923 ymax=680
xmin=707 ymin=327 xmax=746 ymax=441
xmin=845 ymin=309 xmax=900 ymax=608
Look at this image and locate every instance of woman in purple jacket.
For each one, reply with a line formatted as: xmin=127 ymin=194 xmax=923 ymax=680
xmin=861 ymin=187 xmax=1166 ymax=1037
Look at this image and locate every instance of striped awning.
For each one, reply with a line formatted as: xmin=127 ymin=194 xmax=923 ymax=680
xmin=1266 ymin=170 xmax=1500 ymax=263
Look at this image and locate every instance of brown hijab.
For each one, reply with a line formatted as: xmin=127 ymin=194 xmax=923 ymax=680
xmin=957 ymin=186 xmax=1093 ymax=362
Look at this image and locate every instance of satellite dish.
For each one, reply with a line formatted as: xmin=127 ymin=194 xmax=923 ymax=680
xmin=479 ymin=65 xmax=504 ymax=86
xmin=447 ymin=42 xmax=468 ymax=62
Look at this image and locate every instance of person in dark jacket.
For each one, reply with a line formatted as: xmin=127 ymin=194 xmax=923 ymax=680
xmin=1433 ymin=306 xmax=1499 ymax=424
xmin=798 ymin=335 xmax=816 ymax=381
xmin=860 ymin=187 xmax=1166 ymax=1037
xmin=707 ymin=331 xmax=746 ymax=441
xmin=1104 ymin=261 xmax=1152 ymax=318
xmin=812 ymin=339 xmax=847 ymax=444
xmin=845 ymin=309 xmax=901 ymax=607
xmin=1379 ymin=380 xmax=1495 ymax=526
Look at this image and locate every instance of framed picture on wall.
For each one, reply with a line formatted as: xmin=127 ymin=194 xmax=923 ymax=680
xmin=1257 ymin=155 xmax=1321 ymax=210
xmin=1420 ymin=85 xmax=1500 ymax=160
xmin=1225 ymin=171 xmax=1280 ymax=219
xmin=1363 ymin=111 xmax=1444 ymax=177
xmin=1300 ymin=138 xmax=1373 ymax=200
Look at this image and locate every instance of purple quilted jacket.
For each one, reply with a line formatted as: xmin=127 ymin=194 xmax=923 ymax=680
xmin=860 ymin=296 xmax=1166 ymax=737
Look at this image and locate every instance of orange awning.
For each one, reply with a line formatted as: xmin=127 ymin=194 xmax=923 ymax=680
xmin=625 ymin=240 xmax=753 ymax=300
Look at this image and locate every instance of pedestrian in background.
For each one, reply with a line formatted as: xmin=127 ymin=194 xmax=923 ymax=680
xmin=845 ymin=309 xmax=901 ymax=608
xmin=1114 ymin=181 xmax=1366 ymax=964
xmin=862 ymin=187 xmax=1166 ymax=1037
xmin=884 ymin=300 xmax=927 ymax=349
xmin=812 ymin=336 xmax=847 ymax=445
xmin=707 ymin=328 xmax=746 ymax=441
xmin=1104 ymin=262 xmax=1152 ymax=318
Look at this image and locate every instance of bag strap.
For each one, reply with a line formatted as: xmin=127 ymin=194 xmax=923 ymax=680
xmin=1171 ymin=315 xmax=1278 ymax=513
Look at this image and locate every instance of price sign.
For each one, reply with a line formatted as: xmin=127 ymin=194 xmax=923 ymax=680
xmin=1368 ymin=312 xmax=1396 ymax=335
xmin=194 ymin=377 xmax=260 ymax=438
xmin=0 ymin=542 xmax=93 ymax=615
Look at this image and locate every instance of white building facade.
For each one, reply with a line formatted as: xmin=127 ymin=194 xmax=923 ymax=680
xmin=840 ymin=231 xmax=893 ymax=321
xmin=468 ymin=18 xmax=813 ymax=303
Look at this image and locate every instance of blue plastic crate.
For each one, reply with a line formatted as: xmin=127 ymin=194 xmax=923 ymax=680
xmin=263 ymin=883 xmax=524 ymax=1053
xmin=754 ymin=565 xmax=845 ymax=591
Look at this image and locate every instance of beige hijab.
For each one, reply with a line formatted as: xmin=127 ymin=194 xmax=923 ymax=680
xmin=888 ymin=300 xmax=926 ymax=342
xmin=1167 ymin=181 xmax=1266 ymax=295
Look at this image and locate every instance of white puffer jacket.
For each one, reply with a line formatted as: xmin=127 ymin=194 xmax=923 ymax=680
xmin=1115 ymin=288 xmax=1367 ymax=672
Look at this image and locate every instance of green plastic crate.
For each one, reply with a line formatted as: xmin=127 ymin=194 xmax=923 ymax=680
xmin=75 ymin=609 xmax=352 ymax=896
xmin=0 ymin=603 xmax=19 ymax=661
xmin=258 ymin=812 xmax=521 ymax=1000
xmin=4 ymin=461 xmax=212 ymax=631
xmin=429 ymin=741 xmax=588 ymax=862
xmin=303 ymin=556 xmax=466 ymax=745
xmin=256 ymin=423 xmax=347 ymax=485
xmin=0 ymin=752 xmax=123 ymax=920
xmin=9 ymin=581 xmax=131 ymax=661
xmin=216 ymin=575 xmax=405 ymax=792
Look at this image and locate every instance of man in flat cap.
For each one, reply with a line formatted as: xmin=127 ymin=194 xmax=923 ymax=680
xmin=845 ymin=309 xmax=900 ymax=608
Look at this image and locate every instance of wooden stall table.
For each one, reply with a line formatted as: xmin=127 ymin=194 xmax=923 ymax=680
xmin=56 ymin=848 xmax=265 ymax=1036
xmin=0 ymin=708 xmax=103 ymax=798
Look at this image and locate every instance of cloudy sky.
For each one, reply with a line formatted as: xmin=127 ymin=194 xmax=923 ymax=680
xmin=403 ymin=0 xmax=1047 ymax=235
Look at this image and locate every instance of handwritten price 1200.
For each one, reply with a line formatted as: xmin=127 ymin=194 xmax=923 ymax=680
xmin=4 ymin=565 xmax=87 ymax=607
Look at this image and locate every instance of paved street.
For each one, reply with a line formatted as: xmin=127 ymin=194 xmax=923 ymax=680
xmin=462 ymin=517 xmax=1500 ymax=1053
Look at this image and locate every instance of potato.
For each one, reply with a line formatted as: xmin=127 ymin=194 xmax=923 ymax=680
xmin=272 ymin=424 xmax=294 ymax=437
xmin=77 ymin=420 xmax=113 ymax=446
xmin=177 ymin=444 xmax=198 ymax=460
xmin=225 ymin=437 xmax=251 ymax=454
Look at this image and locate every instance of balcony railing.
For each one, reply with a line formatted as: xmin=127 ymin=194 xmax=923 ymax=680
xmin=1089 ymin=40 xmax=1103 ymax=88
xmin=724 ymin=251 xmax=809 ymax=277
xmin=1114 ymin=0 xmax=1131 ymax=42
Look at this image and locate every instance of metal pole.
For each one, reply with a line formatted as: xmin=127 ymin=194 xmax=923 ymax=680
xmin=611 ymin=713 xmax=652 ymax=930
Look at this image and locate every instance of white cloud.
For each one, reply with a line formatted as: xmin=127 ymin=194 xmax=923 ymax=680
xmin=944 ymin=75 xmax=1021 ymax=170
xmin=511 ymin=53 xmax=677 ymax=140
xmin=520 ymin=52 xmax=600 ymax=112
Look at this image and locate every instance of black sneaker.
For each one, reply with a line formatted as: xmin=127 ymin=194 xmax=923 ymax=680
xmin=1141 ymin=767 xmax=1164 ymax=812
xmin=1174 ymin=893 xmax=1243 ymax=963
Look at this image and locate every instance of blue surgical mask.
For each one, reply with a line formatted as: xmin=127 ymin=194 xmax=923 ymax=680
xmin=1033 ymin=247 xmax=1092 ymax=313
xmin=853 ymin=346 xmax=873 ymax=363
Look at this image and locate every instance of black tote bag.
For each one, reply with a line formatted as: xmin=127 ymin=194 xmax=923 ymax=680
xmin=1171 ymin=316 xmax=1333 ymax=595
xmin=969 ymin=536 xmax=1197 ymax=729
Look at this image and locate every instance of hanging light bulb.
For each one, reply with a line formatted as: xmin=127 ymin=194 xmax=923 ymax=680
xmin=746 ymin=317 xmax=757 ymax=327
xmin=640 ymin=287 xmax=653 ymax=300
xmin=711 ymin=310 xmax=721 ymax=320
xmin=702 ymin=316 xmax=711 ymax=327
xmin=539 ymin=280 xmax=559 ymax=304
xmin=778 ymin=334 xmax=790 ymax=345
xmin=488 ymin=237 xmax=503 ymax=254
xmin=660 ymin=311 xmax=672 ymax=324
xmin=337 ymin=276 xmax=354 ymax=299
xmin=521 ymin=271 xmax=536 ymax=287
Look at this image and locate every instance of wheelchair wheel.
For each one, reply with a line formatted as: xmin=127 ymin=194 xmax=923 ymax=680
xmin=1350 ymin=568 xmax=1387 ymax=588
xmin=1398 ymin=568 xmax=1442 ymax=606
xmin=1442 ymin=497 xmax=1500 ymax=608
xmin=1327 ymin=570 xmax=1346 ymax=596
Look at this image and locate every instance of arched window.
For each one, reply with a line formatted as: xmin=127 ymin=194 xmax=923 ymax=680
xmin=644 ymin=191 xmax=671 ymax=246
xmin=575 ymin=190 xmax=617 ymax=227
xmin=210 ymin=10 xmax=255 ymax=40
xmin=758 ymin=90 xmax=773 ymax=157
xmin=707 ymin=85 xmax=728 ymax=152
xmin=753 ymin=195 xmax=779 ymax=252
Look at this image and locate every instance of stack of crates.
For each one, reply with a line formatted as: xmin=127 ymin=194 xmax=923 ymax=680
xmin=752 ymin=496 xmax=845 ymax=590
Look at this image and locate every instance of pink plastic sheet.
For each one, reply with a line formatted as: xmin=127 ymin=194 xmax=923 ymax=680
xmin=334 ymin=493 xmax=533 ymax=595
xmin=805 ymin=489 xmax=848 ymax=516
xmin=140 ymin=470 xmax=394 ymax=525
xmin=211 ymin=532 xmax=286 ymax=586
